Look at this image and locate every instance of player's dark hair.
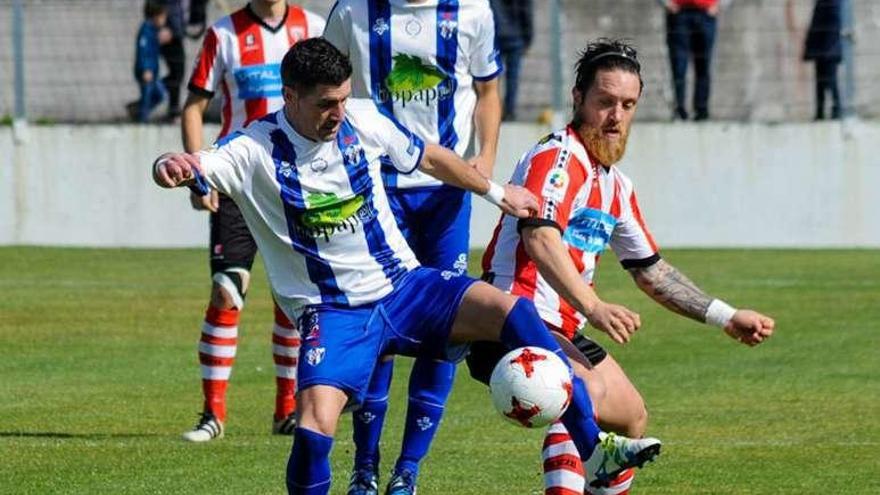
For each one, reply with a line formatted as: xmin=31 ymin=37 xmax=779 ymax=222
xmin=574 ymin=38 xmax=643 ymax=94
xmin=143 ymin=0 xmax=166 ymax=19
xmin=281 ymin=38 xmax=352 ymax=92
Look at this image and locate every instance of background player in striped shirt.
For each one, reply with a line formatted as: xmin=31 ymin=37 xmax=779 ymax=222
xmin=471 ymin=39 xmax=775 ymax=494
xmin=180 ymin=0 xmax=324 ymax=442
xmin=324 ymin=1 xmax=503 ymax=493
xmin=153 ymin=38 xmax=663 ymax=495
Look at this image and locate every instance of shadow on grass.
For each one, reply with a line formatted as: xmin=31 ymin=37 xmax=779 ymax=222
xmin=0 ymin=431 xmax=161 ymax=439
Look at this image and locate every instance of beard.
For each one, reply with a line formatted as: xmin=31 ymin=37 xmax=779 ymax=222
xmin=582 ymin=123 xmax=630 ymax=166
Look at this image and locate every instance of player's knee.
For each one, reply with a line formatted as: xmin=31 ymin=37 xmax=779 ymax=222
xmin=210 ymin=268 xmax=250 ymax=309
xmin=628 ymin=400 xmax=649 ymax=438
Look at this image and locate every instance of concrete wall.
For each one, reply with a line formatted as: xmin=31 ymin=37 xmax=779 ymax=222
xmin=2 ymin=121 xmax=878 ymax=248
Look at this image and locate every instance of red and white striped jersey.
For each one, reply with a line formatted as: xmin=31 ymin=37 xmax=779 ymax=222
xmin=188 ymin=4 xmax=325 ymax=139
xmin=482 ymin=126 xmax=659 ymax=339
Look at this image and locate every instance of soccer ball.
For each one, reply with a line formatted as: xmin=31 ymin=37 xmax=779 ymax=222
xmin=489 ymin=346 xmax=573 ymax=428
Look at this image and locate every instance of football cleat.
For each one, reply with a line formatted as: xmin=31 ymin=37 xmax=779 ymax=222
xmin=182 ymin=411 xmax=224 ymax=443
xmin=347 ymin=466 xmax=379 ymax=495
xmin=584 ymin=432 xmax=661 ymax=488
xmin=272 ymin=413 xmax=297 ymax=435
xmin=385 ymin=469 xmax=417 ymax=495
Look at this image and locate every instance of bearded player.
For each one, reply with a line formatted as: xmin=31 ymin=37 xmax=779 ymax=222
xmin=470 ymin=38 xmax=775 ymax=494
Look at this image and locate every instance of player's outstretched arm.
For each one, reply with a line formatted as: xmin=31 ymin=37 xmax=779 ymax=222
xmin=181 ymin=92 xmax=219 ymax=212
xmin=521 ymin=225 xmax=641 ymax=344
xmin=419 ymin=143 xmax=538 ymax=218
xmin=627 ymin=259 xmax=775 ymax=346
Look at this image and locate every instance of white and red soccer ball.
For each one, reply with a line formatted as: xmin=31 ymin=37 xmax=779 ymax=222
xmin=489 ymin=346 xmax=573 ymax=428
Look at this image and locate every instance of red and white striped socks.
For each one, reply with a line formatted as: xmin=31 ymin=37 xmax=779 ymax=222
xmin=272 ymin=304 xmax=300 ymax=421
xmin=543 ymin=421 xmax=635 ymax=495
xmin=199 ymin=305 xmax=240 ymax=422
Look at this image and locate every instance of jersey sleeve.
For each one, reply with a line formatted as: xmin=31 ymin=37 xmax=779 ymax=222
xmin=610 ymin=182 xmax=660 ymax=268
xmin=516 ymin=144 xmax=586 ymax=233
xmin=469 ymin=4 xmax=503 ymax=81
xmin=187 ymin=26 xmax=223 ymax=97
xmin=197 ymin=132 xmax=254 ymax=198
xmin=351 ymin=99 xmax=425 ymax=174
xmin=322 ymin=2 xmax=350 ymax=54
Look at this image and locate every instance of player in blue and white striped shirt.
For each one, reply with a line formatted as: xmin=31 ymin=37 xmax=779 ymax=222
xmin=324 ymin=2 xmax=503 ymax=491
xmin=152 ymin=38 xmax=661 ymax=495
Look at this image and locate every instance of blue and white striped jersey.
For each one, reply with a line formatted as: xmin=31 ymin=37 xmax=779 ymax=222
xmin=324 ymin=0 xmax=502 ymax=189
xmin=199 ymin=99 xmax=426 ymax=313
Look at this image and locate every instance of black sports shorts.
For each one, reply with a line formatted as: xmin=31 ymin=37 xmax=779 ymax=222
xmin=209 ymin=193 xmax=258 ymax=275
xmin=466 ymin=330 xmax=608 ymax=386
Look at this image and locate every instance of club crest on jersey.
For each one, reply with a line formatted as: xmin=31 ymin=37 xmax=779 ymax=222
xmin=372 ymin=17 xmax=389 ymax=36
xmin=289 ymin=26 xmax=305 ymax=42
xmin=342 ymin=139 xmax=363 ymax=164
xmin=563 ymin=207 xmax=618 ymax=254
xmin=438 ymin=14 xmax=458 ymax=39
xmin=245 ymin=33 xmax=255 ymax=45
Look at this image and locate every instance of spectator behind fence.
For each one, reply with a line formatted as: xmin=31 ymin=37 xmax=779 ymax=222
xmin=132 ymin=1 xmax=171 ymax=122
xmin=490 ymin=0 xmax=533 ymax=121
xmin=158 ymin=1 xmax=187 ymax=122
xmin=659 ymin=0 xmax=732 ymax=121
xmin=804 ymin=0 xmax=842 ymax=120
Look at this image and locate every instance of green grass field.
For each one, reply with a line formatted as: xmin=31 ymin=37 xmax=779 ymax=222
xmin=1 ymin=247 xmax=878 ymax=494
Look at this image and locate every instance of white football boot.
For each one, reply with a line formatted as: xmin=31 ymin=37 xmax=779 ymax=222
xmin=182 ymin=411 xmax=224 ymax=442
xmin=583 ymin=432 xmax=661 ymax=488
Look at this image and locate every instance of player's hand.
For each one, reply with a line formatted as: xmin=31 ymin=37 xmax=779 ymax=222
xmin=586 ymin=301 xmax=641 ymax=344
xmin=665 ymin=1 xmax=680 ymax=13
xmin=143 ymin=70 xmax=153 ymax=82
xmin=723 ymin=309 xmax=775 ymax=346
xmin=154 ymin=152 xmax=202 ymax=188
xmin=190 ymin=189 xmax=219 ymax=212
xmin=707 ymin=4 xmax=719 ymax=16
xmin=499 ymin=184 xmax=538 ymax=218
xmin=469 ymin=155 xmax=494 ymax=179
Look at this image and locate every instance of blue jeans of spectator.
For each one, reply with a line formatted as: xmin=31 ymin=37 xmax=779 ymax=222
xmin=666 ymin=8 xmax=716 ymax=120
xmin=501 ymin=44 xmax=525 ymax=120
xmin=138 ymin=79 xmax=165 ymax=123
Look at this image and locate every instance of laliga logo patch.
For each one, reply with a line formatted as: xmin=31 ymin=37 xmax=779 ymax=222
xmin=542 ymin=168 xmax=569 ymax=202
xmin=306 ymin=347 xmax=326 ymax=366
xmin=309 ymin=158 xmax=328 ymax=173
xmin=372 ymin=17 xmax=389 ymax=36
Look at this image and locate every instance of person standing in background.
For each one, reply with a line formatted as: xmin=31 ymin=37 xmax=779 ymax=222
xmin=660 ymin=0 xmax=732 ymax=121
xmin=490 ymin=0 xmax=533 ymax=121
xmin=159 ymin=0 xmax=188 ymax=122
xmin=803 ymin=0 xmax=842 ymax=120
xmin=133 ymin=1 xmax=170 ymax=122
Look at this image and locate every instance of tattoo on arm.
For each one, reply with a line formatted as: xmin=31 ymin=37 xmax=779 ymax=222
xmin=627 ymin=259 xmax=713 ymax=322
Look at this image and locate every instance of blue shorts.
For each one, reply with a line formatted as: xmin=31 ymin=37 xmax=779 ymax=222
xmin=295 ymin=267 xmax=477 ymax=406
xmin=386 ymin=185 xmax=472 ymax=275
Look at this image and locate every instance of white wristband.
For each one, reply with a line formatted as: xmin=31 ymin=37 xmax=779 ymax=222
xmin=481 ymin=180 xmax=505 ymax=207
xmin=705 ymin=299 xmax=737 ymax=328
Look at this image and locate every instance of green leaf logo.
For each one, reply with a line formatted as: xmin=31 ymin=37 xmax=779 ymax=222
xmin=385 ymin=54 xmax=448 ymax=93
xmin=302 ymin=192 xmax=365 ymax=228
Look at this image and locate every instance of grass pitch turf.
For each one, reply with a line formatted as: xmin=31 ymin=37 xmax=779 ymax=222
xmin=1 ymin=247 xmax=878 ymax=494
